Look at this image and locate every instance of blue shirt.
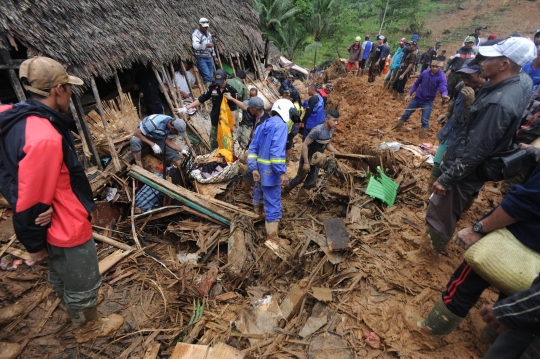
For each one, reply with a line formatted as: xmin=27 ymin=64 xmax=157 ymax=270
xmin=500 ymin=164 xmax=540 ymax=252
xmin=522 ymin=62 xmax=540 ymax=94
xmin=362 ymin=41 xmax=372 ymax=60
xmin=139 ymin=114 xmax=174 ymax=139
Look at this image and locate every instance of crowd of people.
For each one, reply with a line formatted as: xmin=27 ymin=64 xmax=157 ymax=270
xmin=1 ymin=11 xmax=540 ymax=358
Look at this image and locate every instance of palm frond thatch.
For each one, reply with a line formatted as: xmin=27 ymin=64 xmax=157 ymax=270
xmin=0 ymin=0 xmax=263 ymax=81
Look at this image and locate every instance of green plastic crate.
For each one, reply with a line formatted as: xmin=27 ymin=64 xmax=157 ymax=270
xmin=365 ymin=166 xmax=399 ymax=206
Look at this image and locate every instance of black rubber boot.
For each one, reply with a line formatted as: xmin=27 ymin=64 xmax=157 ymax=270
xmin=426 ymin=227 xmax=451 ymax=254
xmin=70 ymin=306 xmax=99 ymax=328
xmin=422 ymin=298 xmax=464 ymax=336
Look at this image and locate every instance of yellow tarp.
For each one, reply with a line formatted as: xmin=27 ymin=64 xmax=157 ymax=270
xmin=217 ymin=97 xmax=234 ymax=162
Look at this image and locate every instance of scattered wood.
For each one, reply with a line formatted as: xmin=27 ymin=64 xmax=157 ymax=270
xmin=215 ymin=292 xmax=238 ymax=302
xmin=98 ymin=249 xmax=133 ymax=274
xmin=280 ymin=278 xmax=309 ymax=321
xmin=129 ymin=165 xmax=257 ymax=225
xmin=142 ymin=343 xmax=160 ymax=359
xmin=311 ymin=287 xmax=333 ymax=302
xmin=93 ymin=232 xmax=133 ymax=251
xmin=323 ymin=218 xmax=350 ymax=252
xmin=305 ymin=230 xmax=344 ymax=265
xmin=170 ymin=342 xmax=244 ymax=359
xmin=398 ymin=179 xmax=418 ymax=193
xmin=227 ymin=224 xmax=247 ymax=277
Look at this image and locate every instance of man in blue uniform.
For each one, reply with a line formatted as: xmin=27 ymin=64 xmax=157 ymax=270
xmin=248 ymin=99 xmax=298 ymax=256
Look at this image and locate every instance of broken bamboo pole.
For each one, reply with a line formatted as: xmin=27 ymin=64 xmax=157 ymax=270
xmin=228 ymin=54 xmax=236 ymax=77
xmin=93 ymin=232 xmax=133 ymax=251
xmin=128 ymin=165 xmax=257 ymax=225
xmin=90 ymin=77 xmax=121 ymax=171
xmin=152 ymin=66 xmax=177 ymax=117
xmin=72 ymin=95 xmax=102 ymax=170
xmin=114 ymin=72 xmax=123 ymax=95
xmin=69 ymin=99 xmax=91 ymax=169
xmin=180 ymin=61 xmax=195 ymax=100
xmin=245 ymin=74 xmax=274 ymax=103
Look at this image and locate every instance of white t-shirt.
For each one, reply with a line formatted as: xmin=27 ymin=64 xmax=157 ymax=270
xmin=174 ymin=71 xmax=196 ymax=94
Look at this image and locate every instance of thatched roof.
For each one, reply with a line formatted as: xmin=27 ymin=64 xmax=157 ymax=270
xmin=0 ymin=0 xmax=263 ymax=81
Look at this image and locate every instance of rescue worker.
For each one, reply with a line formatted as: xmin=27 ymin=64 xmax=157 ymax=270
xmin=302 ymin=85 xmax=326 ymax=139
xmin=283 ymin=109 xmax=340 ymax=195
xmin=130 ymin=114 xmax=188 ymax=168
xmin=248 ymin=99 xmax=299 ymax=250
xmin=0 ymin=57 xmax=123 ymax=343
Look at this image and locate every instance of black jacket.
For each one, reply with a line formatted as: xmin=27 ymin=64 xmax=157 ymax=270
xmin=0 ymin=99 xmax=94 ymax=252
xmin=197 ymin=83 xmax=238 ymax=127
xmin=439 ymin=76 xmax=528 ymax=189
xmin=494 ymin=274 xmax=540 ymax=333
xmin=447 ymin=47 xmax=475 ymax=72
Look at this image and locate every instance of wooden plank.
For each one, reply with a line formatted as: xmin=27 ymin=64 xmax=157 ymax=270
xmin=90 ymin=76 xmax=121 ymax=171
xmin=69 ymin=99 xmax=91 ymax=169
xmin=305 ymin=230 xmax=343 ymax=265
xmin=73 ymin=95 xmax=102 ymax=169
xmin=5 ymin=247 xmax=30 ymax=261
xmin=129 ymin=166 xmax=257 ymax=224
xmin=170 ymin=343 xmax=211 ymax=359
xmin=323 ymin=218 xmax=350 ymax=252
xmin=93 ymin=232 xmax=133 ymax=251
xmin=98 ymin=250 xmax=132 ymax=274
xmin=118 ymin=336 xmax=143 ymax=359
xmin=143 ymin=343 xmax=160 ymax=359
xmin=311 ymin=287 xmax=333 ymax=302
xmin=210 ymin=342 xmax=244 ymax=359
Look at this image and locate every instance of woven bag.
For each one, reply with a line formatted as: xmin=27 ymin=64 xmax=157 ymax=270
xmin=464 ymin=228 xmax=540 ymax=295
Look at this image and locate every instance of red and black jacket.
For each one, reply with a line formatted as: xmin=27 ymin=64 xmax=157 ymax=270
xmin=0 ymin=99 xmax=94 ymax=253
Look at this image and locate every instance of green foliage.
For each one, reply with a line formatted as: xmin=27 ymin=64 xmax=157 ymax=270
xmin=275 ymin=21 xmax=313 ymax=60
xmin=253 ymin=0 xmax=301 ymax=41
xmin=293 ymin=0 xmax=314 ymax=21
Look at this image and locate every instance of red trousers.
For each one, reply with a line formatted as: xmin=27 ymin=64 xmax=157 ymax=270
xmin=347 ymin=61 xmax=359 ymax=72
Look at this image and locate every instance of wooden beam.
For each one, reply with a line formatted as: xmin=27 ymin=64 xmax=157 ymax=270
xmin=128 ymin=165 xmax=257 ymax=225
xmin=69 ymin=99 xmax=91 ymax=169
xmin=228 ymin=54 xmax=236 ymax=77
xmin=180 ymin=61 xmax=195 ymax=99
xmin=0 ymin=59 xmax=24 ymax=69
xmin=114 ymin=72 xmax=123 ymax=95
xmin=90 ymin=77 xmax=121 ymax=171
xmin=72 ymin=95 xmax=102 ymax=169
xmin=152 ymin=66 xmax=177 ymax=117
xmin=0 ymin=47 xmax=26 ymax=102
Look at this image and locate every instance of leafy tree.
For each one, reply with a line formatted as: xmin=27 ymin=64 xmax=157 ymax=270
xmin=374 ymin=0 xmax=421 ymax=33
xmin=274 ymin=20 xmax=312 ymax=60
xmin=293 ymin=0 xmax=314 ymax=22
xmin=253 ymin=0 xmax=301 ymax=42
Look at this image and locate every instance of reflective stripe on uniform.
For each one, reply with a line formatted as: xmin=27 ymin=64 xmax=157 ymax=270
xmin=256 ymin=158 xmax=286 ymax=164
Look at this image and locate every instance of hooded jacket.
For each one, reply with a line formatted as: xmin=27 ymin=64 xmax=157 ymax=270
xmin=347 ymin=43 xmax=362 ymax=63
xmin=447 ymin=46 xmax=475 ymax=72
xmin=0 ymin=99 xmax=94 ymax=253
xmin=439 ymin=76 xmax=530 ymax=189
xmin=409 ymin=69 xmax=448 ymax=102
xmin=247 ymin=115 xmax=287 ymax=187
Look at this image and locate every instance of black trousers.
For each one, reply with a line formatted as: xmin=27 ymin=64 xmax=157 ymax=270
xmin=392 ymin=69 xmax=410 ymax=94
xmin=442 ymin=260 xmax=505 ymax=318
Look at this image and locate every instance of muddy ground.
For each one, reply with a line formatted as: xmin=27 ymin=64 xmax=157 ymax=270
xmin=0 ymin=72 xmax=504 ymax=359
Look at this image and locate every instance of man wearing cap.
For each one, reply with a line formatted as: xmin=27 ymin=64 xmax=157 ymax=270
xmin=425 ymin=37 xmax=536 ymax=256
xmin=378 ymin=38 xmax=391 ymax=75
xmin=392 ymin=41 xmax=418 ymax=100
xmin=130 ymin=114 xmax=188 ymax=167
xmin=384 ymin=38 xmax=407 ymax=89
xmin=396 ymin=60 xmax=448 ymax=138
xmin=445 ymin=37 xmax=476 ymax=98
xmin=347 ymin=36 xmax=363 ymax=74
xmin=360 ymin=35 xmax=372 ymax=76
xmin=283 ymin=109 xmax=340 ymax=196
xmin=192 ymin=17 xmax=217 ymax=87
xmin=425 ymin=41 xmax=442 ymax=70
xmin=180 ymin=69 xmax=238 ymax=149
xmin=223 ymin=94 xmax=270 ymax=150
xmin=0 ymin=57 xmax=123 ymax=342
xmin=436 ymin=49 xmax=447 ymax=62
xmin=468 ymin=26 xmax=487 ymax=47
xmin=227 ymin=69 xmax=248 ymax=102
xmin=368 ymin=35 xmax=385 ymax=83
xmin=429 ymin=61 xmax=486 ymax=188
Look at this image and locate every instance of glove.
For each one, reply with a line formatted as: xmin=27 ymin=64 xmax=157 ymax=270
xmin=461 ymin=87 xmax=475 ymax=108
xmin=437 ymin=112 xmax=451 ymax=124
xmin=176 ymin=107 xmax=188 ymax=115
xmin=181 ymin=149 xmax=190 ymax=156
xmin=151 ymin=143 xmax=162 ymax=155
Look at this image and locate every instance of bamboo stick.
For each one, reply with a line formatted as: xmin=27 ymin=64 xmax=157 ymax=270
xmin=90 ymin=77 xmax=121 ymax=171
xmin=114 ymin=72 xmax=123 ymax=95
xmin=236 ymin=52 xmax=244 ymax=70
xmin=69 ymin=99 xmax=91 ymax=169
xmin=152 ymin=66 xmax=176 ymax=117
xmin=228 ymin=54 xmax=236 ymax=77
xmin=245 ymin=74 xmax=274 ymax=103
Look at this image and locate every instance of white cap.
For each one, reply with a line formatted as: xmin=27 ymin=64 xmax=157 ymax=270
xmin=479 ymin=37 xmax=537 ymax=66
xmin=199 ymin=17 xmax=209 ymax=27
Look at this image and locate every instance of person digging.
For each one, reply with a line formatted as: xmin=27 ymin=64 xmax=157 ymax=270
xmin=283 ymin=109 xmax=340 ymax=197
xmin=130 ymin=114 xmax=188 ymax=168
xmin=0 ymin=57 xmax=123 ymax=344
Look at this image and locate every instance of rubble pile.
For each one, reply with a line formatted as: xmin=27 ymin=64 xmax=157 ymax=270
xmin=0 ymin=74 xmax=503 ymax=358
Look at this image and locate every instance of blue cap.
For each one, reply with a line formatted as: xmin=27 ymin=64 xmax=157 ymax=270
xmin=456 ymin=61 xmax=481 ymax=74
xmin=412 ymin=34 xmax=419 ymax=41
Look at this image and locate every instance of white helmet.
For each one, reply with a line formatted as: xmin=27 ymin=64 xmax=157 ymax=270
xmin=271 ymin=99 xmax=299 ymax=124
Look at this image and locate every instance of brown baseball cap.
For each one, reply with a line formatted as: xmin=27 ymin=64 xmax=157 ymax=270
xmin=19 ymin=57 xmax=83 ymax=97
